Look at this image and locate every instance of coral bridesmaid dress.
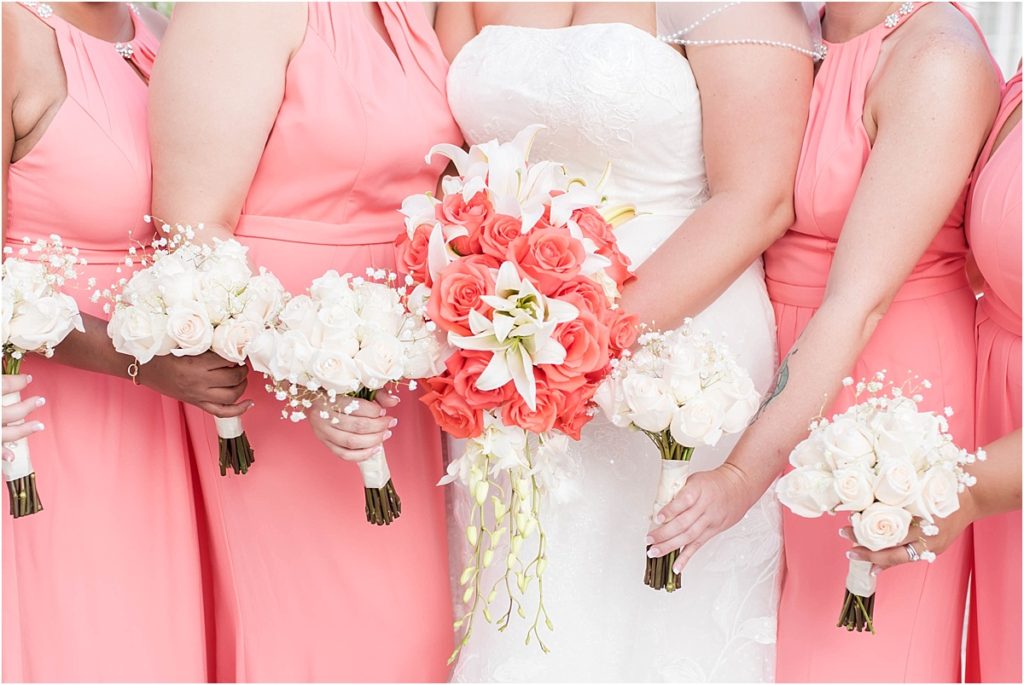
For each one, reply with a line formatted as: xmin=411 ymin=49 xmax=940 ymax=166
xmin=2 ymin=3 xmax=208 ymax=681
xmin=965 ymin=69 xmax=1022 ymax=684
xmin=180 ymin=4 xmax=461 ymax=680
xmin=768 ymin=4 xmax=997 ymax=681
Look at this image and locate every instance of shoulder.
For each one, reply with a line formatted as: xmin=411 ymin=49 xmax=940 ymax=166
xmin=135 ymin=5 xmax=168 ymax=40
xmin=881 ymin=4 xmax=1000 ymax=103
xmin=166 ymin=2 xmax=305 ymax=49
xmin=3 ymin=4 xmax=63 ymax=103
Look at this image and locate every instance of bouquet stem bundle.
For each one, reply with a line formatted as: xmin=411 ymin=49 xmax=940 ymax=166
xmin=838 ymin=559 xmax=876 ymax=633
xmin=2 ymin=358 xmax=43 ymax=518
xmin=216 ymin=417 xmax=255 ymax=476
xmin=644 ymin=431 xmax=693 ymax=592
xmin=356 ymin=389 xmax=401 ymax=526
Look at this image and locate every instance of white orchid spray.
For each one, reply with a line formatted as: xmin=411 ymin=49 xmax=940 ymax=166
xmin=2 ymin=235 xmax=87 ymax=517
xmin=775 ymin=372 xmax=980 ymax=633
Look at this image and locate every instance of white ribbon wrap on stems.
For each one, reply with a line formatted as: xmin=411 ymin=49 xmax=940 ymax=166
xmin=215 ymin=416 xmax=244 ymax=440
xmin=2 ymin=391 xmax=34 ymax=482
xmin=357 ymin=448 xmax=391 ymax=489
xmin=845 ymin=558 xmax=876 ymax=597
xmin=652 ymin=458 xmax=691 ymax=516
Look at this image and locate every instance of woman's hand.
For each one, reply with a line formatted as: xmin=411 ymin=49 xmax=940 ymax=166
xmin=309 ymin=393 xmax=400 ymax=462
xmin=2 ymin=375 xmax=45 ymax=460
xmin=140 ymin=352 xmax=252 ymax=418
xmin=841 ymin=494 xmax=977 ymax=573
xmin=646 ymin=462 xmax=761 ymax=574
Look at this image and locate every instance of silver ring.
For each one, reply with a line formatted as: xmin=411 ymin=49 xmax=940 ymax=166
xmin=904 ymin=543 xmax=921 ymax=562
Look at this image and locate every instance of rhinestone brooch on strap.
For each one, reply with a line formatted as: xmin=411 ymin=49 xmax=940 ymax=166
xmin=884 ymin=2 xmax=915 ymax=29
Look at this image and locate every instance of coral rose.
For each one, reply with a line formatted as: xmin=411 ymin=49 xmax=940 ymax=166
xmin=395 ymin=223 xmax=432 ymax=285
xmin=508 ymin=226 xmax=585 ymax=293
xmin=427 ymin=255 xmax=496 ymax=336
xmin=421 ymin=374 xmax=484 ymax=439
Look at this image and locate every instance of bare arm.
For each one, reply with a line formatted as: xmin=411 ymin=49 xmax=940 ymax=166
xmin=649 ymin=27 xmax=1000 ymax=570
xmin=620 ymin=4 xmax=812 ymax=328
xmin=149 ymin=2 xmax=305 ymax=240
xmin=433 ymin=2 xmax=477 ymax=63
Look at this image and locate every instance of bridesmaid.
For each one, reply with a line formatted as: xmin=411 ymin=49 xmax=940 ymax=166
xmin=852 ymin=67 xmax=1024 ymax=684
xmin=149 ymin=3 xmax=460 ymax=680
xmin=1 ymin=1 xmax=242 ymax=680
xmin=647 ymin=2 xmax=1000 ymax=681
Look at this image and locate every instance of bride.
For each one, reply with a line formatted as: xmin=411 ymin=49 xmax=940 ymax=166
xmin=435 ymin=3 xmax=817 ymax=681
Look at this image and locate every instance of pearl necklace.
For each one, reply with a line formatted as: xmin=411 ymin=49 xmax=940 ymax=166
xmin=657 ymin=1 xmax=829 ymax=62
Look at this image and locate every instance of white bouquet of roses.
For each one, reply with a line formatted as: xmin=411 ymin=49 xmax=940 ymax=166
xmin=775 ymin=372 xmax=980 ymax=633
xmin=2 ymin=236 xmax=86 ymax=517
xmin=103 ymin=219 xmax=287 ymax=476
xmin=596 ymin=321 xmax=761 ymax=592
xmin=248 ymin=267 xmax=448 ymax=525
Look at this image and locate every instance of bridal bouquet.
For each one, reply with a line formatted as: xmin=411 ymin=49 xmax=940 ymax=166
xmin=399 ymin=125 xmax=637 ymax=656
xmin=596 ymin=322 xmax=761 ymax=592
xmin=103 ymin=219 xmax=287 ymax=476
xmin=775 ymin=372 xmax=980 ymax=633
xmin=2 ymin=236 xmax=86 ymax=517
xmin=248 ymin=268 xmax=447 ymax=525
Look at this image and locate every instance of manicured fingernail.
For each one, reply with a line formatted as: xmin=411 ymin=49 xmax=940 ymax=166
xmin=383 ymin=430 xmax=392 ymax=440
xmin=378 ymin=408 xmax=386 ymax=417
xmin=654 ymin=513 xmax=664 ymax=524
xmin=846 ymin=551 xmax=862 ymax=561
xmin=870 ymin=567 xmax=880 ymax=577
xmin=673 ymin=562 xmax=682 ymax=574
xmin=32 ymin=423 xmax=44 ymax=432
xmin=25 ymin=375 xmax=32 ymax=383
xmin=838 ymin=529 xmax=847 ymax=539
xmin=645 ymin=535 xmax=654 ymax=545
xmin=388 ymin=418 xmax=398 ymax=428
xmin=35 ymin=397 xmax=45 ymax=407
xmin=647 ymin=547 xmax=659 ymax=558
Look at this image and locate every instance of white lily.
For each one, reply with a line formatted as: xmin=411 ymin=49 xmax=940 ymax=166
xmin=449 ymin=262 xmax=578 ymax=410
xmin=567 ymin=219 xmax=613 ymax=277
xmin=399 ymin=193 xmax=439 ymax=237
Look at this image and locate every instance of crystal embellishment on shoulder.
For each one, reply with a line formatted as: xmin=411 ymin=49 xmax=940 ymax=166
xmin=115 ymin=42 xmax=134 ymax=59
xmin=26 ymin=2 xmax=54 ymax=18
xmin=884 ymin=2 xmax=915 ymax=29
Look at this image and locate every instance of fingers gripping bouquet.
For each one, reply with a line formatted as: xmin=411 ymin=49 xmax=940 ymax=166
xmin=775 ymin=372 xmax=980 ymax=633
xmin=101 ymin=220 xmax=287 ymax=476
xmin=248 ymin=268 xmax=448 ymax=526
xmin=1 ymin=236 xmax=86 ymax=517
xmin=595 ymin=322 xmax=761 ymax=592
xmin=398 ymin=125 xmax=637 ymax=657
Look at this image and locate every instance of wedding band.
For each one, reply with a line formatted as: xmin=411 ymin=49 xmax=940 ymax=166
xmin=904 ymin=543 xmax=921 ymax=562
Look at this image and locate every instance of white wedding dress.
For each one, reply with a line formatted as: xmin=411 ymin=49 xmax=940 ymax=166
xmin=444 ymin=7 xmax=815 ymax=682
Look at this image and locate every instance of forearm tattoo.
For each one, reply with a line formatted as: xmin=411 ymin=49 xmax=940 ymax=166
xmin=751 ymin=346 xmax=798 ymax=424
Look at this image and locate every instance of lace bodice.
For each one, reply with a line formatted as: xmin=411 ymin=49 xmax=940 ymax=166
xmin=448 ymin=22 xmax=708 ymax=267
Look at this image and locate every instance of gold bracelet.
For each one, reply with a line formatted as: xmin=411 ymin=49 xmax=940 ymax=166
xmin=127 ymin=359 xmax=140 ymax=386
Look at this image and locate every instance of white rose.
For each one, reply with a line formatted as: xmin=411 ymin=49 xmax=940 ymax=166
xmin=316 ymin=302 xmax=360 ymax=355
xmin=873 ymin=409 xmax=941 ymax=470
xmin=108 ymin=307 xmax=173 ymax=364
xmin=166 ymin=303 xmax=214 ymax=356
xmin=621 ymin=374 xmax=676 ymax=433
xmin=822 ymin=416 xmax=876 ymax=470
xmin=310 ymin=270 xmax=354 ymax=304
xmin=670 ymin=396 xmax=723 ymax=447
xmin=908 ymin=466 xmax=961 ymax=522
xmin=354 ymin=334 xmax=406 ymax=388
xmin=266 ymin=329 xmax=315 ymax=383
xmin=407 ymin=283 xmax=431 ymax=317
xmin=279 ymin=295 xmax=319 ymax=337
xmin=851 ymin=502 xmax=912 ymax=551
xmin=311 ymin=349 xmax=361 ymax=396
xmin=239 ymin=271 xmax=287 ymax=325
xmin=7 ymin=293 xmax=83 ymax=353
xmin=356 ymin=284 xmax=405 ymax=338
xmin=403 ymin=328 xmax=449 ymax=379
xmin=832 ymin=467 xmax=876 ymax=511
xmin=714 ymin=375 xmax=761 ymax=434
xmin=122 ymin=268 xmax=165 ymax=312
xmin=594 ymin=378 xmax=632 ymax=428
xmin=246 ymin=328 xmax=278 ymax=378
xmin=776 ymin=467 xmax=841 ymax=518
xmin=153 ymin=253 xmax=200 ymax=307
xmin=202 ymin=251 xmax=252 ymax=294
xmin=4 ymin=259 xmax=48 ymax=299
xmin=2 ymin=277 xmax=14 ymax=342
xmin=211 ymin=319 xmax=262 ymax=365
xmin=663 ymin=345 xmax=702 ymax=404
xmin=873 ymin=458 xmax=921 ymax=507
xmin=208 ymin=238 xmax=250 ymax=263
xmin=789 ymin=433 xmax=829 ymax=468
xmin=198 ymin=273 xmax=234 ymax=325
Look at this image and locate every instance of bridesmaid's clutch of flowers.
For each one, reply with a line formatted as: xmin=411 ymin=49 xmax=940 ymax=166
xmin=596 ymin=322 xmax=761 ymax=592
xmin=775 ymin=372 xmax=981 ymax=633
xmin=100 ymin=220 xmax=288 ymax=477
xmin=398 ymin=125 xmax=637 ymax=658
xmin=1 ymin=236 xmax=86 ymax=518
xmin=247 ymin=267 xmax=448 ymax=525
